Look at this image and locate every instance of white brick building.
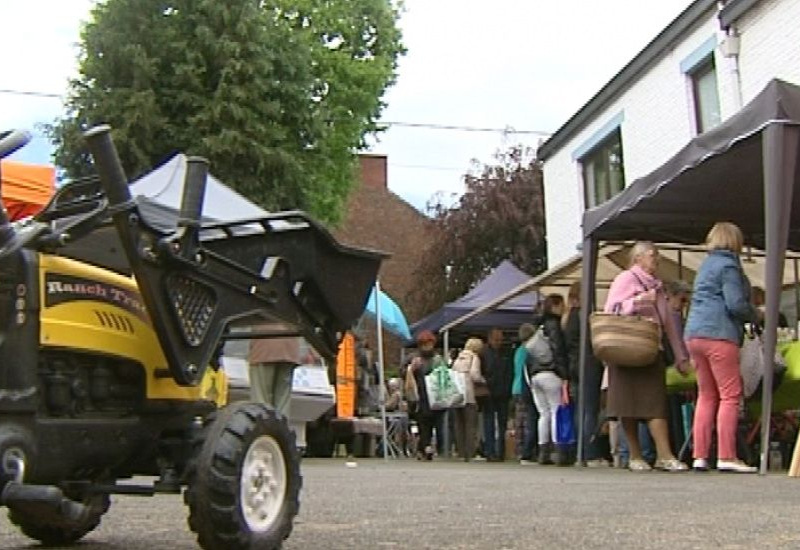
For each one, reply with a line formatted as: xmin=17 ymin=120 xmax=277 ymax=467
xmin=539 ymin=0 xmax=800 ymax=267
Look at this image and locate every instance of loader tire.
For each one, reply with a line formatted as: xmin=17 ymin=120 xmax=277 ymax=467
xmin=185 ymin=402 xmax=301 ymax=550
xmin=8 ymin=493 xmax=110 ymax=546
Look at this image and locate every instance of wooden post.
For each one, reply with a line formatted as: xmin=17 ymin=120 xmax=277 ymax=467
xmin=788 ymin=433 xmax=800 ymax=477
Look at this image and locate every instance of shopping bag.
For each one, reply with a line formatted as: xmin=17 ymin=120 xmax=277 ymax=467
xmin=556 ymin=386 xmax=576 ymax=445
xmin=425 ymin=366 xmax=466 ymax=410
xmin=404 ymin=360 xmax=419 ymax=402
xmin=556 ymin=404 xmax=576 ymax=445
xmin=739 ymin=333 xmax=787 ymax=399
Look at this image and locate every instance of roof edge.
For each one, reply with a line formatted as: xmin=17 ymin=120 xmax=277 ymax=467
xmin=537 ymin=0 xmax=718 ymax=161
xmin=719 ymin=0 xmax=763 ymax=29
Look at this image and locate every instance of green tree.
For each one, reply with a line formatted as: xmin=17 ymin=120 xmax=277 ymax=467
xmin=408 ymin=146 xmax=548 ymax=316
xmin=266 ymin=0 xmax=405 ymax=217
xmin=48 ymin=0 xmax=403 ymax=223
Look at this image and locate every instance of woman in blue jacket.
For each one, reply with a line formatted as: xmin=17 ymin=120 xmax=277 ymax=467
xmin=685 ymin=222 xmax=757 ymax=473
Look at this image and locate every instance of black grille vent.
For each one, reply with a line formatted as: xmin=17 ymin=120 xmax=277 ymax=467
xmin=165 ymin=274 xmax=216 ymax=346
xmin=93 ymin=310 xmax=135 ymax=333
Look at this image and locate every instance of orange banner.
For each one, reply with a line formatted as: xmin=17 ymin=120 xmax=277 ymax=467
xmin=336 ymin=332 xmax=356 ymax=418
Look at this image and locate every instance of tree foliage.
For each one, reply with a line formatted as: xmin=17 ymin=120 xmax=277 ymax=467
xmin=408 ymin=147 xmax=548 ymax=316
xmin=48 ymin=0 xmax=404 ymax=223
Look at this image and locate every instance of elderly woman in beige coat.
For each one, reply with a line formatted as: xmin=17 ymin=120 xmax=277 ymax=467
xmin=451 ymin=338 xmax=486 ymax=461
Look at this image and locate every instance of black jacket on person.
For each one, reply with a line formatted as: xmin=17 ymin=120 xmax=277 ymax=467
xmin=563 ymin=307 xmax=602 ymax=383
xmin=563 ymin=308 xmax=581 ymax=383
xmin=481 ymin=346 xmax=512 ymax=400
xmin=538 ymin=312 xmax=569 ymax=381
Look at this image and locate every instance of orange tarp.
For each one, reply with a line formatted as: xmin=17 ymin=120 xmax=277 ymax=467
xmin=0 ymin=160 xmax=56 ymax=220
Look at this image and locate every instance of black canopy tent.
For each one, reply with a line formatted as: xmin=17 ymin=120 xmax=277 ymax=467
xmin=578 ymin=78 xmax=800 ymax=473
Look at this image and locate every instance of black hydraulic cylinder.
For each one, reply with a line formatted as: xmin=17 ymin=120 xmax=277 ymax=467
xmin=83 ymin=125 xmax=132 ymax=208
xmin=179 ymin=157 xmax=209 ymax=226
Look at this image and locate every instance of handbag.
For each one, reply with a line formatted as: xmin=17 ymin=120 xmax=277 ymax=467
xmin=525 ymin=330 xmax=553 ymax=366
xmin=592 ymin=270 xmax=664 ymax=368
xmin=425 ymin=365 xmax=466 ymax=410
xmin=473 ymin=381 xmax=490 ymax=398
xmin=739 ymin=332 xmax=787 ymax=399
xmin=404 ymin=361 xmax=419 ymax=402
xmin=590 ymin=311 xmax=660 ymax=367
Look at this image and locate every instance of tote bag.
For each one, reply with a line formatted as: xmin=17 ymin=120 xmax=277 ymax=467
xmin=555 ymin=385 xmax=576 ymax=445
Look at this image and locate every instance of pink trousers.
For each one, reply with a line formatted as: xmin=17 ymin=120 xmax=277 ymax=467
xmin=687 ymin=338 xmax=742 ymax=460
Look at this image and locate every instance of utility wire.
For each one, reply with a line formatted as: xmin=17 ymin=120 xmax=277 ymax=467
xmin=0 ymin=89 xmax=62 ymax=99
xmin=389 ymin=163 xmax=466 ymax=172
xmin=1 ymin=89 xmax=554 ymax=137
xmin=381 ymin=121 xmax=552 ymax=136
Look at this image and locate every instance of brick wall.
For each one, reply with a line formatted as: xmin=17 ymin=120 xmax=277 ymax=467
xmin=358 ymin=154 xmax=388 ymax=190
xmin=333 ymin=154 xmax=435 ymax=368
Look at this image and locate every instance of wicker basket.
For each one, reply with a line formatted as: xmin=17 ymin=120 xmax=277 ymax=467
xmin=590 ymin=312 xmax=660 ymax=367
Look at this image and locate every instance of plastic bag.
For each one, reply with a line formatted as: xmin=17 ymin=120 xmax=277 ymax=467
xmin=425 ymin=366 xmax=466 ymax=410
xmin=556 ymin=385 xmax=576 ymax=445
xmin=739 ymin=333 xmax=787 ymax=399
xmin=556 ymin=403 xmax=576 ymax=445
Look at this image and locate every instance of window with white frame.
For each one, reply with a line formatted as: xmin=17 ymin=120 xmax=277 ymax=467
xmin=581 ymin=129 xmax=625 ymax=209
xmin=690 ymin=56 xmax=721 ymax=134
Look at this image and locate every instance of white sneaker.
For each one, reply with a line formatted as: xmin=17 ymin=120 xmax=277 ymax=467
xmin=519 ymin=459 xmax=534 ymax=466
xmin=717 ymin=459 xmax=757 ymax=474
xmin=692 ymin=458 xmax=709 ymax=472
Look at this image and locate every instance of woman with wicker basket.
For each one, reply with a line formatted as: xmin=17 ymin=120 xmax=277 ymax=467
xmin=602 ymin=242 xmax=691 ymax=472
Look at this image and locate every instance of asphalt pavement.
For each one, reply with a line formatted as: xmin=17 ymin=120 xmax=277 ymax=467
xmin=1 ymin=459 xmax=799 ymax=549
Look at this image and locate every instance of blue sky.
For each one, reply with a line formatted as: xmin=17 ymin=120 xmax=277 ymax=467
xmin=2 ymin=0 xmax=694 ymax=209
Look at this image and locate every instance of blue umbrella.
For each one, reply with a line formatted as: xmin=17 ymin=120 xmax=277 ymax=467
xmin=364 ymin=287 xmax=412 ymax=343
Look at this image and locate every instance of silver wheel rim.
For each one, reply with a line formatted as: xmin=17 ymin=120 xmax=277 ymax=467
xmin=240 ymin=435 xmax=287 ymax=533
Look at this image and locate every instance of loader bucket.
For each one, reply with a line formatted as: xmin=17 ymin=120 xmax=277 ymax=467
xmin=83 ymin=126 xmax=385 ymax=386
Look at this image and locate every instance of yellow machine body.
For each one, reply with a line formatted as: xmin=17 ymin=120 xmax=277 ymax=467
xmin=38 ymin=254 xmax=227 ymax=405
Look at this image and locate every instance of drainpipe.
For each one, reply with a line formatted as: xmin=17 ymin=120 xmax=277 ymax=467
xmin=720 ymin=27 xmax=743 ymax=111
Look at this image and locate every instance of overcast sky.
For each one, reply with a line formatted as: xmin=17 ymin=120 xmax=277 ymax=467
xmin=1 ymin=0 xmax=693 ymax=210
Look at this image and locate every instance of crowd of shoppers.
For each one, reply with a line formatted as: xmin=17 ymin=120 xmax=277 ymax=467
xmin=388 ymin=222 xmax=777 ymax=474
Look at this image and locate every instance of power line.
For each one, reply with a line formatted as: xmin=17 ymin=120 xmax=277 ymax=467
xmin=389 ymin=162 xmax=465 ymax=172
xmin=381 ymin=121 xmax=552 ymax=136
xmin=1 ymin=90 xmax=553 ymax=136
xmin=0 ymin=89 xmax=62 ymax=99
xmin=2 ymin=90 xmax=554 ymax=136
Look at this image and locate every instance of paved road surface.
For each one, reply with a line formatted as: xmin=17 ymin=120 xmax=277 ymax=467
xmin=1 ymin=459 xmax=799 ymax=549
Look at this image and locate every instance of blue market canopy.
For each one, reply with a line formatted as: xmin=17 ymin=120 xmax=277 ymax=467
xmin=411 ymin=260 xmax=539 ymax=336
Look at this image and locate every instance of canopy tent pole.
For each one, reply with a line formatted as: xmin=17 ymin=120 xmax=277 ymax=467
xmin=577 ymin=238 xmax=599 ymax=464
xmin=760 ymin=123 xmax=798 ymax=474
xmin=442 ymin=329 xmax=451 ymax=458
xmin=374 ymin=280 xmax=389 ymax=461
